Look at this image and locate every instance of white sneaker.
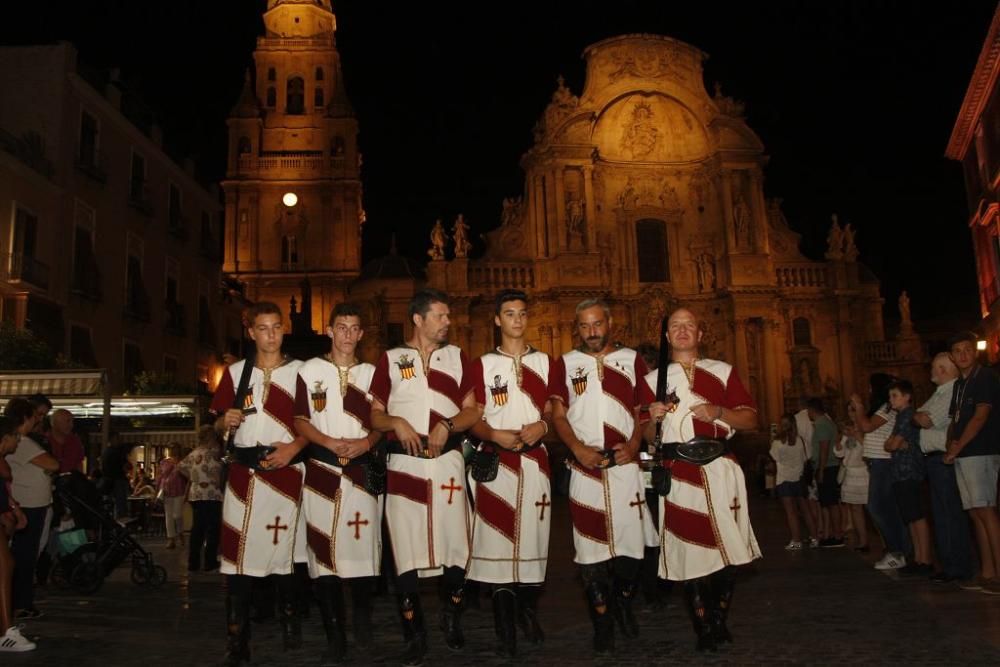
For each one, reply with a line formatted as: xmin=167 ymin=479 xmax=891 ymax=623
xmin=0 ymin=625 xmax=36 ymax=652
xmin=874 ymin=552 xmax=907 ymax=570
xmin=808 ymin=538 xmax=820 ymax=548
xmin=784 ymin=540 xmax=803 ymax=550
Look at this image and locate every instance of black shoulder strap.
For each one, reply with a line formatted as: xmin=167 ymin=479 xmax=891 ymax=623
xmin=227 ymin=352 xmax=256 ymax=452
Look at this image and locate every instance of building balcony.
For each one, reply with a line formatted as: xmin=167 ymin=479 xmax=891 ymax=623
xmin=128 ymin=184 xmax=154 ymax=216
xmin=469 ymin=262 xmax=535 ymax=290
xmin=74 ymin=147 xmax=108 ymax=183
xmin=235 ymin=152 xmax=354 ymax=178
xmin=70 ymin=265 xmax=103 ymax=302
xmin=775 ymin=262 xmax=830 ymax=289
xmin=3 ymin=253 xmax=49 ymax=291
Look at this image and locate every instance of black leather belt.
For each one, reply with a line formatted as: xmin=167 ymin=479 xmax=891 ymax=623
xmin=385 ymin=434 xmax=465 ymax=458
xmin=924 ymin=450 xmax=945 ymax=459
xmin=228 ymin=445 xmax=306 ymax=470
xmin=659 ymin=438 xmax=730 ymax=465
xmin=307 ymin=444 xmax=372 ymax=468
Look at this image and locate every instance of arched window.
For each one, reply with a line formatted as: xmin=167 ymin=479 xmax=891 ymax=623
xmin=266 ymin=87 xmax=276 ymax=107
xmin=314 ymin=88 xmax=324 ymax=107
xmin=793 ymin=317 xmax=812 ymax=346
xmin=286 ymin=77 xmax=305 ymax=115
xmin=315 ymin=67 xmax=324 ymax=81
xmin=635 ymin=219 xmax=670 ymax=283
xmin=237 ymin=136 xmax=252 ymax=155
xmin=267 ymin=67 xmax=276 ymax=82
xmin=282 ymin=235 xmax=298 ymax=266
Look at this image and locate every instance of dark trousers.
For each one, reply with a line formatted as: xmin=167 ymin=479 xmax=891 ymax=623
xmin=112 ymin=478 xmax=129 ymax=519
xmin=11 ymin=505 xmax=48 ymax=610
xmin=867 ymin=459 xmax=912 ymax=555
xmin=188 ymin=500 xmax=222 ymax=570
xmin=926 ymin=454 xmax=974 ymax=579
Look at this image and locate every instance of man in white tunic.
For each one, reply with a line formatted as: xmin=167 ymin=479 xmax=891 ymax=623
xmin=467 ymin=290 xmax=556 ymax=657
xmin=369 ymin=289 xmax=482 ymax=666
xmin=643 ymin=308 xmax=761 ymax=652
xmin=211 ymin=302 xmax=308 ymax=666
xmin=551 ymin=298 xmax=657 ymax=655
xmin=293 ymin=303 xmax=382 ymax=664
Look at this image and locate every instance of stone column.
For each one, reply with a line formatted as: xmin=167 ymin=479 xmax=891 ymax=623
xmin=732 ymin=318 xmax=750 ymax=388
xmin=583 ymin=165 xmax=596 ymax=252
xmin=553 ymin=167 xmax=567 ymax=251
xmin=761 ymin=317 xmax=783 ymax=426
xmin=718 ymin=169 xmax=737 ymax=255
xmin=749 ymin=169 xmax=769 ymax=254
xmin=545 ymin=172 xmax=559 ymax=259
xmin=836 ymin=301 xmax=856 ymax=400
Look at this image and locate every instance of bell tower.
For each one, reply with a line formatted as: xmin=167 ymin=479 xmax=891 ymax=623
xmin=223 ymin=0 xmax=363 ymax=332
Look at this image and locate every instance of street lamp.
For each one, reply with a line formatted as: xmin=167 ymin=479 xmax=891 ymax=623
xmin=282 ymin=192 xmax=298 ymax=207
xmin=977 ymin=339 xmax=988 ymax=352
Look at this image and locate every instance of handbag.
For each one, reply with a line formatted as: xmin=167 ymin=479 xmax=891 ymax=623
xmin=651 ymin=465 xmax=672 ymax=496
xmin=364 ymin=452 xmax=387 ymax=496
xmin=470 ymin=444 xmax=500 ymax=483
xmin=798 ymin=436 xmax=814 ymax=487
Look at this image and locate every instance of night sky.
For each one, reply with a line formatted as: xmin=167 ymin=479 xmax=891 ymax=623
xmin=2 ymin=0 xmax=994 ymax=325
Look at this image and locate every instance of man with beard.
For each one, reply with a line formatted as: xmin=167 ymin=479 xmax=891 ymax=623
xmin=642 ymin=308 xmax=761 ymax=651
xmin=211 ymin=302 xmax=309 ymax=666
xmin=369 ymin=289 xmax=482 ymax=666
xmin=467 ymin=290 xmax=556 ymax=657
xmin=293 ymin=303 xmax=382 ymax=664
xmin=550 ymin=298 xmax=657 ymax=655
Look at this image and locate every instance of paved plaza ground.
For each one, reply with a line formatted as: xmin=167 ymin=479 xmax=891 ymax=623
xmin=8 ymin=492 xmax=1000 ymax=666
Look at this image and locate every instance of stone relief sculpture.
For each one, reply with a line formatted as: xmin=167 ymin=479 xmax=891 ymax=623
xmin=428 ymin=219 xmax=447 ymax=261
xmin=620 ymin=101 xmax=659 ymax=160
xmin=500 ymin=196 xmax=523 ymax=227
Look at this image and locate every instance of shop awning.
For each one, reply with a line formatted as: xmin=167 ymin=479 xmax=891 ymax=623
xmin=0 ymin=369 xmax=106 ymax=398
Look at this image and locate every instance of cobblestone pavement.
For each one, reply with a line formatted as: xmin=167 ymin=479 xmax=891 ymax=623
xmin=8 ymin=492 xmax=1000 ymax=666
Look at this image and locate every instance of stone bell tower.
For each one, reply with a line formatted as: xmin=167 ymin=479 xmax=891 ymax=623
xmin=222 ymin=0 xmax=363 ymax=332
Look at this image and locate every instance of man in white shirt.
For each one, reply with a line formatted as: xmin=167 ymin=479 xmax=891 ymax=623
xmin=914 ymin=353 xmax=973 ymax=583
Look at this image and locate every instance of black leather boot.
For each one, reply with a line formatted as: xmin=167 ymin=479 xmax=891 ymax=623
xmin=278 ymin=578 xmax=302 ymax=650
xmin=585 ymin=581 xmax=615 ymax=655
xmin=397 ymin=593 xmax=427 ymax=667
xmin=683 ymin=578 xmax=716 ymax=652
xmin=491 ymin=587 xmax=518 ymax=658
xmin=222 ymin=591 xmax=251 ymax=666
xmin=316 ymin=577 xmax=347 ymax=665
xmin=709 ymin=569 xmax=735 ymax=645
xmin=350 ymin=577 xmax=374 ymax=650
xmin=516 ymin=584 xmax=544 ymax=647
xmin=612 ymin=579 xmax=640 ymax=638
xmin=440 ymin=584 xmax=465 ymax=651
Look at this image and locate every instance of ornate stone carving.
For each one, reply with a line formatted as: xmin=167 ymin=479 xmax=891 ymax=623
xmin=500 ymin=196 xmax=524 ymax=227
xmin=732 ymin=188 xmax=752 ymax=247
xmin=713 ymin=82 xmax=746 ymax=118
xmin=607 ymin=47 xmax=673 ymax=81
xmin=620 ymin=101 xmax=660 ymax=160
xmin=825 ymin=214 xmax=844 ymax=261
xmin=695 ymin=252 xmax=717 ymax=292
xmin=428 ymin=219 xmax=446 ymax=261
xmin=535 ymin=75 xmax=580 ymax=142
xmin=843 ymin=223 xmax=859 ymax=261
xmin=452 ymin=214 xmax=471 ymax=259
xmin=566 ymin=193 xmax=585 ymax=238
xmin=617 ymin=175 xmax=683 ymax=211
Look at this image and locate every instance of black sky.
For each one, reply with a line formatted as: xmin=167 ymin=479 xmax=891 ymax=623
xmin=2 ymin=0 xmax=995 ymax=324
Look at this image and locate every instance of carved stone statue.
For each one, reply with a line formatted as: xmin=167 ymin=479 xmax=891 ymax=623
xmin=696 ymin=252 xmax=716 ymax=292
xmin=732 ymin=190 xmax=752 ymax=247
xmin=620 ymin=101 xmax=659 ymax=160
xmin=452 ymin=214 xmax=472 ymax=259
xmin=566 ymin=195 xmax=585 ymax=237
xmin=843 ymin=223 xmax=859 ymax=261
xmin=899 ymin=291 xmax=912 ymax=333
xmin=501 ymin=196 xmax=522 ymax=227
xmin=428 ymin=219 xmax=447 ymax=261
xmin=825 ymin=214 xmax=844 ymax=261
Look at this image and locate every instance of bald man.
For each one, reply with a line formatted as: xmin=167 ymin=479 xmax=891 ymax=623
xmin=49 ymin=409 xmax=84 ymax=474
xmin=643 ymin=308 xmax=761 ymax=652
xmin=914 ymin=353 xmax=973 ymax=583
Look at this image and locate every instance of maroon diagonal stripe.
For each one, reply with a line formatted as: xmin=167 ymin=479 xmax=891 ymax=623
xmin=691 ymin=366 xmax=726 ymax=403
xmin=220 ymin=522 xmax=240 ymax=564
xmin=264 ymin=382 xmax=297 ymax=435
xmin=602 ymin=363 xmax=636 ymax=409
xmin=570 ymin=500 xmax=609 ymax=543
xmin=524 ymin=447 xmax=550 ymax=479
xmin=669 ymin=460 xmax=705 ymax=488
xmin=306 ymin=523 xmax=335 ymax=571
xmin=227 ymin=462 xmax=251 ymax=503
xmin=497 ymin=448 xmax=522 ymax=473
xmin=387 ymin=470 xmax=430 ymax=505
xmin=603 ymin=423 xmax=626 ymax=450
xmin=344 ymin=384 xmax=372 ymax=429
xmin=573 ymin=462 xmax=603 ymax=481
xmin=520 ymin=364 xmax=549 ymax=415
xmin=343 ymin=465 xmax=367 ymax=492
xmin=428 ymin=368 xmax=462 ymax=405
xmin=476 ymin=485 xmax=516 ymax=542
xmin=664 ymin=500 xmax=718 ymax=549
xmin=305 ymin=460 xmax=342 ymax=499
xmin=257 ymin=465 xmax=304 ymax=500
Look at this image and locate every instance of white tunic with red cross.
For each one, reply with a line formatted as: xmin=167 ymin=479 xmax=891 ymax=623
xmin=640 ymin=358 xmax=762 ymax=581
xmin=467 ymin=348 xmax=556 ymax=584
xmin=370 ymin=345 xmax=473 ymax=578
xmin=293 ymin=358 xmax=382 ymax=580
xmin=210 ymin=358 xmax=306 ymax=577
xmin=553 ymin=347 xmax=658 ymax=565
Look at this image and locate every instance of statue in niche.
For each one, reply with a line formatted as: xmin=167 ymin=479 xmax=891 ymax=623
xmin=696 ymin=252 xmax=716 ymax=292
xmin=799 ymin=359 xmax=813 ymax=391
xmin=452 ymin=214 xmax=472 ymax=259
xmin=428 ymin=219 xmax=447 ymax=261
xmin=825 ymin=214 xmax=844 ymax=261
xmin=566 ymin=194 xmax=585 ymax=238
xmin=732 ymin=190 xmax=752 ymax=247
xmin=618 ymin=177 xmax=640 ymax=210
xmin=620 ymin=101 xmax=659 ymax=160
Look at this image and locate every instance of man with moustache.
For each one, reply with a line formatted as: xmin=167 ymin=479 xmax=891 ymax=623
xmin=467 ymin=290 xmax=556 ymax=657
xmin=211 ymin=302 xmax=309 ymax=666
xmin=643 ymin=308 xmax=761 ymax=651
xmin=293 ymin=303 xmax=382 ymax=664
xmin=369 ymin=289 xmax=482 ymax=666
xmin=550 ymin=298 xmax=657 ymax=655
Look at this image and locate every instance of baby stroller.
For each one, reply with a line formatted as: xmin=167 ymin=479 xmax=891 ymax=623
xmin=51 ymin=473 xmax=167 ymax=595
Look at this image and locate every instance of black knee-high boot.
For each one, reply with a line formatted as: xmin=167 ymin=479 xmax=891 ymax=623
xmin=612 ymin=579 xmax=639 ymax=638
xmin=397 ymin=593 xmax=427 ymax=667
xmin=349 ymin=577 xmax=374 ymax=649
xmin=708 ymin=568 xmax=735 ymax=644
xmin=440 ymin=570 xmax=466 ymax=651
xmin=491 ymin=586 xmax=518 ymax=658
xmin=277 ymin=574 xmax=302 ymax=650
xmin=682 ymin=578 xmax=716 ymax=652
xmin=223 ymin=578 xmax=252 ymax=666
xmin=315 ymin=576 xmax=347 ymax=665
xmin=516 ymin=584 xmax=544 ymax=647
xmin=585 ymin=580 xmax=615 ymax=655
